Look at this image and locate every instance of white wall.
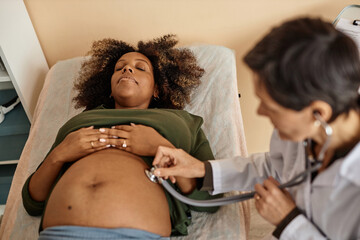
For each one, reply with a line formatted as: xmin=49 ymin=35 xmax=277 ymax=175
xmin=0 ymin=0 xmax=48 ymax=122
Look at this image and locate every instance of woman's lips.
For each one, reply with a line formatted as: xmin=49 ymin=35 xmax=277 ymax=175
xmin=118 ymin=76 xmax=138 ymax=84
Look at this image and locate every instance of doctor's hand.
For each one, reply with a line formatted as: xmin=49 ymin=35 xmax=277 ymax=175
xmin=254 ymin=176 xmax=296 ymax=226
xmin=107 ymin=123 xmax=174 ymax=156
xmin=152 ymin=146 xmax=205 ymax=183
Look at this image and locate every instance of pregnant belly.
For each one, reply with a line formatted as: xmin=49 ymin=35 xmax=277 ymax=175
xmin=42 ymin=148 xmax=171 ymax=236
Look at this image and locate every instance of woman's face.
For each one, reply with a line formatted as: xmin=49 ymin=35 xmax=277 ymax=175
xmin=253 ymin=74 xmax=317 ymax=142
xmin=111 ymin=52 xmax=157 ymax=109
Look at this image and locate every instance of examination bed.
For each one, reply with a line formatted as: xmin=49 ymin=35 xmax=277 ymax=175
xmin=0 ymin=45 xmax=250 ymax=239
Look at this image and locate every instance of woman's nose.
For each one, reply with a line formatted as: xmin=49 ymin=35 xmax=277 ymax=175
xmin=122 ymin=66 xmax=133 ymax=73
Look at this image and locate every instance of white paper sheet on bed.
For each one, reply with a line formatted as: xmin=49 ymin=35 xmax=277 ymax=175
xmin=0 ymin=45 xmax=250 ymax=240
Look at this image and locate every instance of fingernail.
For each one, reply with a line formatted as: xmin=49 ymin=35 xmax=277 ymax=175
xmin=130 ymin=123 xmax=135 ymax=126
xmin=154 ymin=170 xmax=160 ymax=176
xmin=106 ymin=144 xmax=111 ymax=147
xmin=111 ymin=144 xmax=116 ymax=147
xmin=99 ymin=138 xmax=106 ymax=143
xmin=99 ymin=128 xmax=105 ymax=133
xmin=111 ymin=126 xmax=115 ymax=129
xmin=112 ymin=136 xmax=118 ymax=139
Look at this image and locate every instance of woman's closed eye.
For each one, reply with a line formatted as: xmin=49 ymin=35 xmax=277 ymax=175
xmin=136 ymin=64 xmax=146 ymax=71
xmin=115 ymin=64 xmax=124 ymax=71
xmin=114 ymin=65 xmax=146 ymax=72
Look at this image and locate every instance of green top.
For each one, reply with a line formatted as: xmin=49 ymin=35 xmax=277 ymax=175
xmin=22 ymin=107 xmax=221 ymax=236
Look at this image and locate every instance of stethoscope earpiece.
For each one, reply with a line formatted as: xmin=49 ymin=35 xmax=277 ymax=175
xmin=313 ymin=112 xmax=333 ymax=162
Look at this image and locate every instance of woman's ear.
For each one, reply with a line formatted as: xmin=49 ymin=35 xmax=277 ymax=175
xmin=153 ymin=87 xmax=159 ymax=98
xmin=310 ymin=100 xmax=332 ymax=122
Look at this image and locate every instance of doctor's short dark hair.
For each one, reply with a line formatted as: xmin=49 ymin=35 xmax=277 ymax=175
xmin=244 ymin=17 xmax=360 ymax=122
xmin=73 ymin=34 xmax=204 ymax=110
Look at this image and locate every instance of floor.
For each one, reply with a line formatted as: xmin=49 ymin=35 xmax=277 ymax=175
xmin=248 ymin=199 xmax=275 ymax=240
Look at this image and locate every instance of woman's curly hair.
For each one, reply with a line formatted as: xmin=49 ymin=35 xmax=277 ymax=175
xmin=73 ymin=34 xmax=204 ymax=110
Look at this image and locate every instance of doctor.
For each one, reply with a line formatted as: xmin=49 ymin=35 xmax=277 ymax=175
xmin=153 ymin=17 xmax=360 ymax=240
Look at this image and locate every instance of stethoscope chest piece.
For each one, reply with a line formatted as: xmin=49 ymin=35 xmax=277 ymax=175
xmin=145 ymin=167 xmax=159 ymax=183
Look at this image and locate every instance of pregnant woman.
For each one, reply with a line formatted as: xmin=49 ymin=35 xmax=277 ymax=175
xmin=22 ymin=35 xmax=221 ymax=240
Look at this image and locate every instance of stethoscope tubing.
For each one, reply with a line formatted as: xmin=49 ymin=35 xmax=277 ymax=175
xmin=155 ymin=113 xmax=330 ymax=207
xmin=156 ymin=162 xmax=322 ymax=207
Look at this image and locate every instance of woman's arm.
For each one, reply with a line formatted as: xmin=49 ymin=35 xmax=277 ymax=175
xmin=27 ymin=126 xmax=111 ymax=201
xmin=28 ymin=149 xmax=66 ymax=201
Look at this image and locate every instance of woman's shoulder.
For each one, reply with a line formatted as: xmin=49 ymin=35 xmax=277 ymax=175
xmin=156 ymin=109 xmax=204 ymax=125
xmin=156 ymin=108 xmax=202 ymax=117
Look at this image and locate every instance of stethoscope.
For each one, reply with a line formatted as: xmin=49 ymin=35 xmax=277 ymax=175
xmin=145 ymin=112 xmax=332 ymax=207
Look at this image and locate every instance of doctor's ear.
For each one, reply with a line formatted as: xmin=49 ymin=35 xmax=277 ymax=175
xmin=310 ymin=101 xmax=332 ymax=122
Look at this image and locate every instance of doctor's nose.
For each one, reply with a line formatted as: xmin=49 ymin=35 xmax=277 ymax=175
xmin=122 ymin=66 xmax=133 ymax=73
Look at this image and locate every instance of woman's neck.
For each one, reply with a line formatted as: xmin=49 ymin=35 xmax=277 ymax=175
xmin=314 ymin=110 xmax=360 ymax=170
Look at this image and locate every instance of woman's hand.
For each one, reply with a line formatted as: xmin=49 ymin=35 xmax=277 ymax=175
xmin=152 ymin=146 xmax=205 ymax=183
xmin=254 ymin=176 xmax=296 ymax=226
xmin=54 ymin=126 xmax=111 ymax=163
xmin=106 ymin=123 xmax=174 ymax=156
xmin=29 ymin=126 xmax=111 ymax=201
